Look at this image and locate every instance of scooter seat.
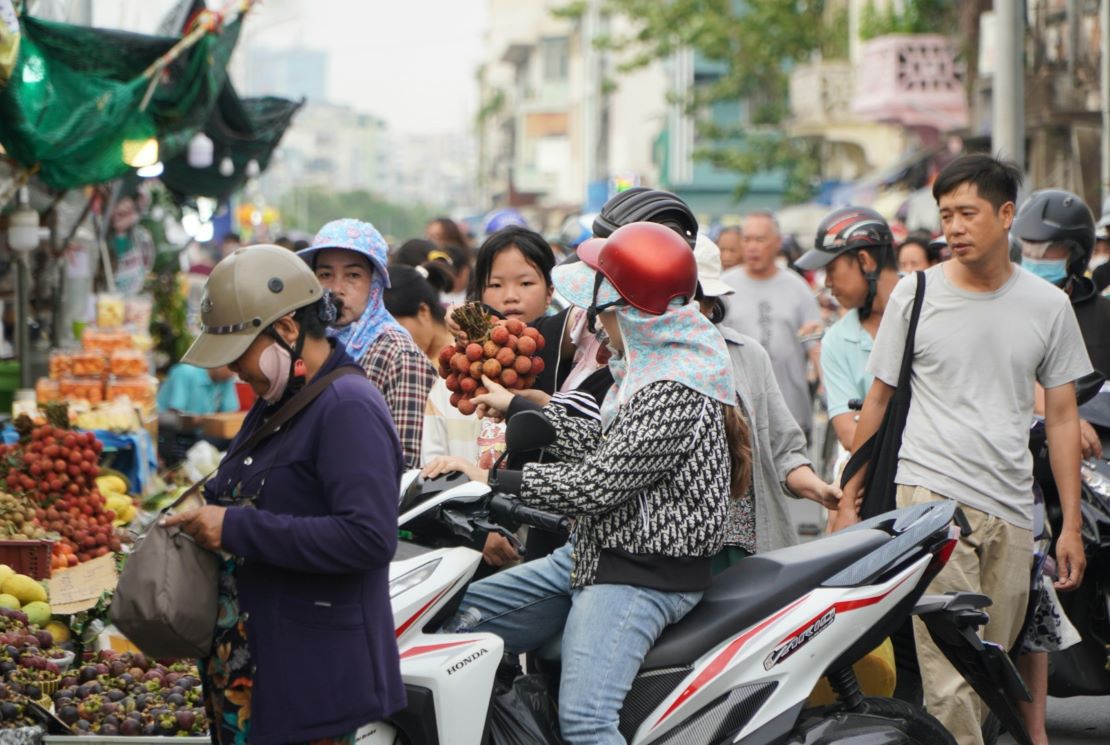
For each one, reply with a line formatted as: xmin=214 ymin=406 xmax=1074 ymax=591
xmin=641 ymin=528 xmax=891 ymax=670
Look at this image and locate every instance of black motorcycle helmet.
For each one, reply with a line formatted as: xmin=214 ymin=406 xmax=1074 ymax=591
xmin=592 ymin=188 xmax=698 ymax=248
xmin=796 ymin=207 xmax=895 ymax=320
xmin=1011 ymin=189 xmax=1095 ymax=279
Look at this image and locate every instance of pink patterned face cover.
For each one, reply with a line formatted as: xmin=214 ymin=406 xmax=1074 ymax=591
xmin=258 ymin=341 xmax=292 ymax=404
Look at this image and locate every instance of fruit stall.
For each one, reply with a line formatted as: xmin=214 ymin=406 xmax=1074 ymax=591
xmin=20 ymin=293 xmax=160 ymax=499
xmin=0 ymin=413 xmax=210 ymax=742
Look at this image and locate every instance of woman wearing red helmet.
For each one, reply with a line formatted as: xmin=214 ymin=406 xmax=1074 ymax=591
xmin=429 ymin=222 xmax=745 ymax=744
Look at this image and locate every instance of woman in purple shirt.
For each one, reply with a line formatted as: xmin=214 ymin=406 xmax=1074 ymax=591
xmin=166 ymin=245 xmax=405 ymax=745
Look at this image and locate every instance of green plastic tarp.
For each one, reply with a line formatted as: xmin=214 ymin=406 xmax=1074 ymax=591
xmin=0 ymin=13 xmax=241 ymax=190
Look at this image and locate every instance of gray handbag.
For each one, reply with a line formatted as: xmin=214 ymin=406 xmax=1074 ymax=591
xmin=110 ymin=367 xmax=361 ymax=659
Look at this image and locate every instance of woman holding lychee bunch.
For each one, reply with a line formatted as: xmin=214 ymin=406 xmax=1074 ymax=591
xmin=429 ymin=227 xmax=595 ymax=568
xmin=429 ymin=222 xmax=749 ymax=744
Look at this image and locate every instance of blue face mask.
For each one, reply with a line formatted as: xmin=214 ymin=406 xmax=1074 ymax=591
xmin=1023 ymin=256 xmax=1068 ymax=285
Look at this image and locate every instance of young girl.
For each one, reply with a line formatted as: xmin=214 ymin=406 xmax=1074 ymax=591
xmin=427 ymin=222 xmax=746 ymax=743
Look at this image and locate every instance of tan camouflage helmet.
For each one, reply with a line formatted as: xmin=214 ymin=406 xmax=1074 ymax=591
xmin=182 ymin=244 xmax=321 ymax=368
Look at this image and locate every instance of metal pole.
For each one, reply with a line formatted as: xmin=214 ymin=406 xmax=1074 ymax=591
xmin=1101 ymin=0 xmax=1110 ymax=201
xmin=993 ymin=1 xmax=1026 ymax=170
xmin=15 ymin=254 xmax=31 ymax=389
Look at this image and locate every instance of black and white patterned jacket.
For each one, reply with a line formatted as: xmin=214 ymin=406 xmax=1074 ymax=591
xmin=498 ymin=380 xmax=731 ymax=590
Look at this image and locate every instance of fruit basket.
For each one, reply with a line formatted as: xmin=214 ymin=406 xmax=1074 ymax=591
xmin=107 ymin=352 xmax=147 ymax=379
xmin=69 ymin=353 xmax=107 ymax=379
xmin=80 ymin=329 xmax=132 ymax=355
xmin=0 ymin=541 xmax=53 ymax=581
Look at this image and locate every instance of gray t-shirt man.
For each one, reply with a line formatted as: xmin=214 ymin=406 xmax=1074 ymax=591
xmin=720 ymin=267 xmax=822 ymax=433
xmin=868 ymin=264 xmax=1092 ymax=529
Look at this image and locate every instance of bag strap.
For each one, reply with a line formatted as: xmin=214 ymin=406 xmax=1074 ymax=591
xmin=894 ymin=270 xmax=927 ymax=393
xmin=166 ymin=365 xmax=363 ymax=512
xmin=838 ymin=271 xmax=926 ymax=488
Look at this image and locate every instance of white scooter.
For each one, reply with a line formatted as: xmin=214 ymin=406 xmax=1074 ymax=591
xmin=363 ymin=411 xmax=1032 ymax=745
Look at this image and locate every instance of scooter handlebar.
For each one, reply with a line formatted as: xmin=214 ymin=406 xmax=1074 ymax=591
xmin=487 ymin=494 xmax=571 ymax=534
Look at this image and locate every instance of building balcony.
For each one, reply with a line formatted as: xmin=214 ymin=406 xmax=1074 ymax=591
xmin=851 ymin=34 xmax=968 ymax=133
xmin=789 ymin=58 xmax=854 ymax=129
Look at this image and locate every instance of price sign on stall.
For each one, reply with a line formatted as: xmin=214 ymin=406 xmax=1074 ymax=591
xmin=48 ymin=553 xmax=119 ymax=614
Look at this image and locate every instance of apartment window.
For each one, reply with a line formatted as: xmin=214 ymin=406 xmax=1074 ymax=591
xmin=541 ymin=37 xmax=569 ymax=82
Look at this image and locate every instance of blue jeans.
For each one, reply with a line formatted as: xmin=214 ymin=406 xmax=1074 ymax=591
xmin=446 ymin=543 xmax=701 ymax=744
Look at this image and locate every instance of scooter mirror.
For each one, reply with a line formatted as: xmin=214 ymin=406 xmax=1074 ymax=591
xmin=1075 ymin=371 xmax=1106 ymax=407
xmin=505 ymin=410 xmax=557 ymax=454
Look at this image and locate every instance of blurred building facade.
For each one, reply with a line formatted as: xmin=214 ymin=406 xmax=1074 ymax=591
xmin=476 ymin=0 xmax=778 ymax=224
xmin=262 ymin=102 xmax=388 ymax=196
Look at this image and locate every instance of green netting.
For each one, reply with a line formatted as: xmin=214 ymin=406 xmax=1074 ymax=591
xmin=0 ymin=13 xmax=240 ymax=190
xmin=160 ymin=83 xmax=303 ymax=203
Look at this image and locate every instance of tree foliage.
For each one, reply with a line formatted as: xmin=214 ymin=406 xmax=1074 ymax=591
xmin=859 ymin=0 xmax=954 ymax=40
xmin=563 ymin=0 xmax=832 ymax=203
xmin=277 ymin=188 xmax=434 ymax=242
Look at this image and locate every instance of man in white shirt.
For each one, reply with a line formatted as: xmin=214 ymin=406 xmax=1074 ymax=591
xmin=720 ymin=212 xmax=822 ymax=436
xmin=836 ymin=154 xmax=1090 ymax=744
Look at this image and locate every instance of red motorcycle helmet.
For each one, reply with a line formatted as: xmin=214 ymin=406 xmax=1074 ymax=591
xmin=578 ymin=221 xmax=698 ymax=315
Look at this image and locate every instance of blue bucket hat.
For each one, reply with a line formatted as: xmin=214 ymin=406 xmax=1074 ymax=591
xmin=298 ymin=218 xmax=391 ymax=287
xmin=297 ymin=218 xmax=404 ymax=358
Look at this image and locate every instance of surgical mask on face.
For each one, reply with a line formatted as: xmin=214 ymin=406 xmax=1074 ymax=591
xmin=1023 ymin=256 xmax=1068 ymax=285
xmin=258 ymin=341 xmax=292 ymax=403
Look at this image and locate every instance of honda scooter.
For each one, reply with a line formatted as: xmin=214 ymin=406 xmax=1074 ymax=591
xmin=364 ymin=411 xmax=1031 ymax=745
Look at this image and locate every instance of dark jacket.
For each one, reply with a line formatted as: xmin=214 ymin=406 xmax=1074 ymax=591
xmin=1071 ymin=276 xmax=1110 ymax=377
xmin=209 ymin=347 xmax=405 ymax=744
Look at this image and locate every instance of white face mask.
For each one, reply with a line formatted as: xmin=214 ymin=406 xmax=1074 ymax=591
xmin=258 ymin=341 xmax=291 ymax=403
xmin=1090 ymin=255 xmax=1109 ymax=271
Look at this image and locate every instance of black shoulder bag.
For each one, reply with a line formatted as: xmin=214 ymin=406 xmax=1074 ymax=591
xmin=839 ymin=271 xmax=926 ymax=519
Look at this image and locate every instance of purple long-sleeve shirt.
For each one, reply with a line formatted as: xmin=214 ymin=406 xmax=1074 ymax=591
xmin=207 ymin=346 xmax=405 ymax=743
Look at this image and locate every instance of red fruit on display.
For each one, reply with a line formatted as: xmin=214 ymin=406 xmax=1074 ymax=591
xmin=465 ymin=343 xmax=484 ymax=362
xmin=531 ymin=357 xmax=545 ymax=375
xmin=505 ymin=318 xmax=526 ymax=336
xmin=453 ymin=354 xmax=471 ymax=375
xmin=513 ymin=356 xmax=532 ymax=374
xmin=457 ymin=398 xmax=477 ymax=416
xmin=500 ymin=369 xmax=519 ymax=387
xmin=482 ymin=359 xmax=502 ymax=378
xmin=459 ymin=377 xmax=478 ymax=394
xmin=495 ymin=347 xmax=515 ymax=367
xmin=438 ymin=345 xmax=455 ymax=367
xmin=444 ymin=374 xmax=461 ymax=393
xmin=490 ymin=325 xmax=510 ymax=345
xmin=469 ymin=361 xmax=484 ymax=379
xmin=449 ymin=392 xmax=462 ymax=407
xmin=482 ymin=341 xmax=500 ymax=359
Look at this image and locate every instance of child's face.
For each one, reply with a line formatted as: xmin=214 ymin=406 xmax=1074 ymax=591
xmin=481 ymin=246 xmax=552 ymax=324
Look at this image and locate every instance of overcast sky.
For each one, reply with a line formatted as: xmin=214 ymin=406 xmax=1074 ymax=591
xmin=91 ymin=0 xmax=488 ymax=136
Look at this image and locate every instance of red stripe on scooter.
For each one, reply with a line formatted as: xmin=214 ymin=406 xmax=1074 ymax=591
xmin=833 ymin=570 xmax=914 ymax=613
xmin=777 ymin=571 xmax=916 ymax=644
xmin=652 ymin=595 xmax=810 ymax=729
xmin=400 ymin=640 xmax=475 ymax=659
xmin=396 ymin=581 xmax=456 ymax=638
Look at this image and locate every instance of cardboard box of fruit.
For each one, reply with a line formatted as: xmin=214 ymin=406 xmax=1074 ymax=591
xmin=194 ymin=412 xmax=246 ymax=440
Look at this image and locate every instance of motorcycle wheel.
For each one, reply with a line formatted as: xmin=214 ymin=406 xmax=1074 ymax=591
xmin=854 ymin=697 xmax=957 ymax=745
